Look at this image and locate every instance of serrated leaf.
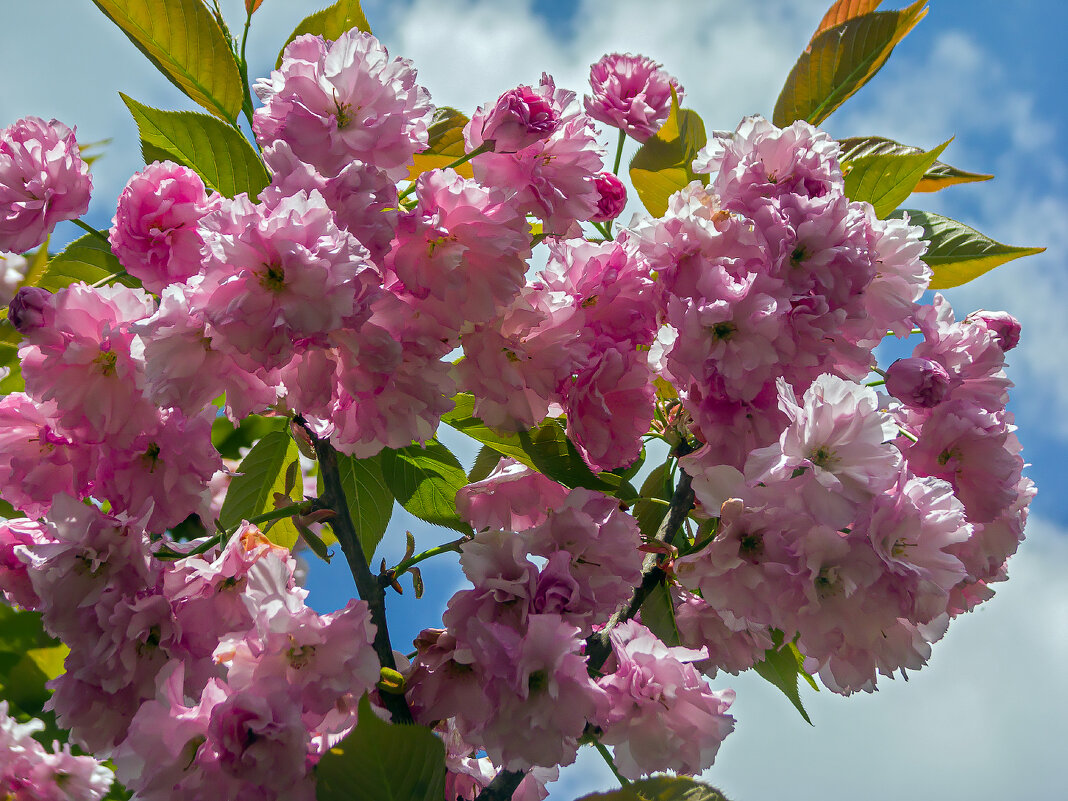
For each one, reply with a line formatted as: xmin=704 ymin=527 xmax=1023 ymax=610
xmin=842 ymin=139 xmax=949 ymax=217
xmin=121 ymin=95 xmax=269 ymax=199
xmin=37 ymin=234 xmax=138 ymax=292
xmin=576 ymin=775 xmax=729 ymax=801
xmin=892 ymin=209 xmax=1045 ymax=288
xmin=18 ymin=239 xmax=51 ymax=288
xmin=629 ymin=88 xmax=709 ymax=217
xmin=774 ymin=1 xmax=928 ymax=127
xmin=752 ymin=631 xmax=814 ymax=725
xmin=468 ymin=445 xmax=502 ymax=483
xmin=315 ymin=695 xmax=446 ymax=801
xmin=839 ymin=136 xmax=992 ymax=193
xmin=406 ymin=106 xmax=472 ymax=181
xmin=277 ymin=0 xmax=371 ymax=68
xmin=811 ymin=0 xmax=883 ymax=42
xmin=380 ymin=439 xmax=472 ymax=534
xmin=335 ymin=453 xmax=394 ymax=559
xmin=91 ymin=0 xmax=242 ymax=122
xmin=219 ymin=430 xmax=302 ymax=548
xmin=640 ymin=580 xmax=681 ymax=647
xmin=633 ymin=461 xmax=672 ymax=540
xmin=442 ymin=394 xmax=618 ymax=493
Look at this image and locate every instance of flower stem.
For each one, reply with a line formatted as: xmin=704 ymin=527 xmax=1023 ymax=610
xmin=89 ymin=270 xmax=128 ymax=289
xmin=71 ymin=218 xmax=110 ymax=244
xmin=593 ymin=739 xmax=630 ymax=786
xmin=238 ymin=9 xmax=257 ymax=135
xmin=397 ymin=141 xmax=493 ymax=200
xmin=386 ymin=537 xmax=466 ymax=578
xmin=611 ymin=128 xmax=626 ymax=175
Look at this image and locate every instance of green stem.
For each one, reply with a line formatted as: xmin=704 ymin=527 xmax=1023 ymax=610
xmin=387 ymin=537 xmax=466 ymax=577
xmin=593 ymin=739 xmax=630 ymax=786
xmin=229 ymin=501 xmax=314 ymax=536
xmin=611 ymin=128 xmax=626 ymax=175
xmin=397 ymin=142 xmax=493 ymax=200
xmin=634 ymin=496 xmax=671 ymax=508
xmin=898 ymin=427 xmax=918 ymax=443
xmin=866 ymin=379 xmax=886 ymax=387
xmin=89 ymin=269 xmax=128 ymax=289
xmin=591 ymin=220 xmax=613 ymax=240
xmin=71 ymin=218 xmax=110 ymax=244
xmin=238 ymin=9 xmax=257 ymax=135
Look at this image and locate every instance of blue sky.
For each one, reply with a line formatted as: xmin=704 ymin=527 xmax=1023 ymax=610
xmin=1 ymin=1 xmax=1066 ymax=800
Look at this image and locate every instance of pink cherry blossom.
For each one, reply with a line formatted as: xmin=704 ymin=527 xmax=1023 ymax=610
xmin=254 ymin=31 xmax=433 ymax=179
xmin=584 ymin=53 xmax=683 ymax=141
xmin=110 ymin=160 xmax=219 ymax=292
xmin=0 ymin=116 xmax=91 ymax=252
xmin=465 ymin=77 xmax=564 ymax=153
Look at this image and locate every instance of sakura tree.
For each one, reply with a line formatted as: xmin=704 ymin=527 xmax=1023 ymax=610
xmin=0 ymin=1 xmax=1044 ymax=800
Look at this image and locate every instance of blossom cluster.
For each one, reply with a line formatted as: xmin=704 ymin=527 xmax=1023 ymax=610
xmin=0 ymin=700 xmax=113 ymax=800
xmin=0 ymin=18 xmax=1033 ymax=801
xmin=0 ymin=505 xmax=378 ymax=801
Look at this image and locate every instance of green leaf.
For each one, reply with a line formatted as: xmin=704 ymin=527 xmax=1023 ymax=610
xmin=211 ymin=414 xmax=287 ymax=460
xmin=576 ymin=775 xmax=729 ymax=801
xmin=219 ymin=430 xmax=302 ymax=548
xmin=278 ymin=0 xmax=371 ymax=68
xmin=629 ymin=87 xmax=709 ymax=217
xmin=121 ymin=95 xmax=269 ymax=199
xmin=640 ymin=580 xmax=681 ymax=647
xmin=842 ymin=139 xmax=949 ymax=218
xmin=315 ymin=695 xmax=446 ymax=801
xmin=18 ymin=239 xmax=51 ymax=289
xmin=442 ymin=394 xmax=617 ymax=494
xmin=468 ymin=445 xmax=502 ymax=483
xmin=633 ymin=460 xmax=672 ymax=540
xmin=892 ymin=209 xmax=1045 ymax=289
xmin=407 ymin=106 xmax=472 ymax=181
xmin=838 ymin=135 xmax=992 ymax=192
xmin=380 ymin=439 xmax=472 ymax=534
xmin=752 ymin=631 xmax=815 ymax=725
xmin=37 ymin=234 xmax=137 ymax=292
xmin=773 ymin=1 xmax=928 ymax=127
xmin=0 ymin=606 xmax=57 ymax=653
xmin=335 ymin=453 xmax=394 ymax=560
xmin=91 ymin=0 xmax=243 ymax=122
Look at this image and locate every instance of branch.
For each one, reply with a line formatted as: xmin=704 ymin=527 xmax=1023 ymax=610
xmin=584 ymin=445 xmax=695 ymax=672
xmin=474 ymin=769 xmax=526 ymax=801
xmin=294 ymin=417 xmax=414 ymax=725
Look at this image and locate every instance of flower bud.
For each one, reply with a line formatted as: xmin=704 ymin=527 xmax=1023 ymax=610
xmin=8 ymin=286 xmax=53 ymax=334
xmin=885 ymin=357 xmax=952 ymax=408
xmin=967 ymin=309 xmax=1021 ymax=351
xmin=473 ymin=85 xmax=560 ymax=153
xmin=591 ymin=171 xmax=627 ymax=222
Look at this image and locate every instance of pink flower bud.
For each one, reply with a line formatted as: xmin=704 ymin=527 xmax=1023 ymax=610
xmin=584 ymin=53 xmax=683 ymax=142
xmin=590 ymin=171 xmax=627 ymax=222
xmin=885 ymin=357 xmax=952 ymax=408
xmin=967 ymin=309 xmax=1021 ymax=351
xmin=469 ymin=85 xmax=561 ymax=153
xmin=8 ymin=286 xmax=52 ymax=334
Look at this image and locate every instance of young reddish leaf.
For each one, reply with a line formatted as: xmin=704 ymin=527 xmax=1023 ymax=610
xmin=245 ymin=0 xmax=265 ymax=13
xmin=774 ymin=1 xmax=929 ymax=127
xmin=810 ymin=0 xmax=884 ymax=44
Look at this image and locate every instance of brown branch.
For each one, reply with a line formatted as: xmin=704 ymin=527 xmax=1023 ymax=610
xmin=474 ymin=769 xmax=526 ymax=801
xmin=294 ymin=417 xmax=414 ymax=725
xmin=585 ymin=445 xmax=695 ymax=673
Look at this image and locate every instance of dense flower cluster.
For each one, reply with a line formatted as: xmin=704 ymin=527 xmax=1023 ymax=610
xmin=0 ymin=19 xmax=1032 ymax=801
xmin=1 ymin=700 xmax=114 ymax=800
